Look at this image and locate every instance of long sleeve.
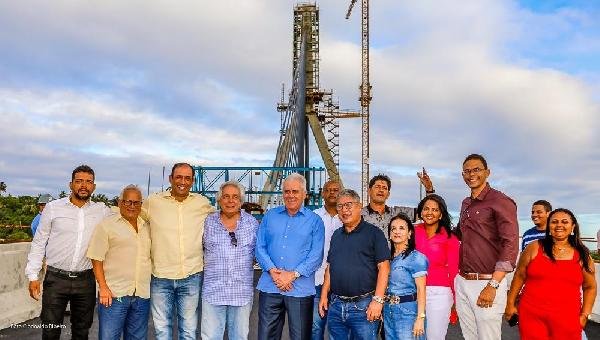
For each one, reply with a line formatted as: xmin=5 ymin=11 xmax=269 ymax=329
xmin=255 ymin=212 xmax=275 ymax=272
xmin=25 ymin=205 xmax=53 ymax=280
xmin=294 ymin=218 xmax=325 ymax=277
xmin=494 ymin=197 xmax=519 ymax=272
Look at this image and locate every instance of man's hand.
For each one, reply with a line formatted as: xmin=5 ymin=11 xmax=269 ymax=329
xmin=580 ymin=313 xmax=589 ymax=328
xmin=270 ymin=268 xmax=294 ymax=292
xmin=504 ymin=303 xmax=517 ymax=321
xmin=277 ymin=270 xmax=297 ymax=292
xmin=318 ymin=295 xmax=329 ymax=318
xmin=29 ymin=280 xmax=41 ymax=300
xmin=366 ymin=300 xmax=383 ymax=322
xmin=477 ymin=284 xmax=497 ymax=308
xmin=417 ymin=167 xmax=434 ymax=192
xmin=98 ymin=285 xmax=114 ymax=307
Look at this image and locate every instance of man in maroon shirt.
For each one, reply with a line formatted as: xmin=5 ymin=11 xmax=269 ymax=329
xmin=455 ymin=154 xmax=518 ymax=340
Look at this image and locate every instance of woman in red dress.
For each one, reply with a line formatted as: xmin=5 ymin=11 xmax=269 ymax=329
xmin=504 ymin=208 xmax=596 ymax=339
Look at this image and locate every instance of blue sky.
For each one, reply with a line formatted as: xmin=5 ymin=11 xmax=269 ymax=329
xmin=1 ymin=1 xmax=599 ymax=232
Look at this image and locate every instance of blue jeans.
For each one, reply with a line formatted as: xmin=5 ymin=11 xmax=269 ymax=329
xmin=383 ymin=301 xmax=425 ymax=340
xmin=327 ymin=295 xmax=379 ymax=340
xmin=151 ymin=272 xmax=202 ymax=340
xmin=98 ymin=295 xmax=150 ymax=340
xmin=312 ymin=285 xmax=328 ymax=340
xmin=200 ymin=300 xmax=252 ymax=340
xmin=258 ymin=291 xmax=314 ymax=340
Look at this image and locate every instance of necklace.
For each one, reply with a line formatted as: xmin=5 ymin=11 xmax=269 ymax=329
xmin=553 ymin=245 xmax=568 ymax=254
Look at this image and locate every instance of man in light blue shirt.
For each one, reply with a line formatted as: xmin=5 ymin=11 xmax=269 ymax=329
xmin=30 ymin=194 xmax=53 ymax=235
xmin=256 ymin=173 xmax=325 ymax=340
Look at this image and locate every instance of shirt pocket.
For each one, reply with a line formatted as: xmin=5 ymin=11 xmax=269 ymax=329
xmin=470 ymin=206 xmax=494 ymax=225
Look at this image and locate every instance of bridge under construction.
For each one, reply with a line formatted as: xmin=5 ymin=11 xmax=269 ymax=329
xmin=193 ymin=2 xmax=371 ymax=210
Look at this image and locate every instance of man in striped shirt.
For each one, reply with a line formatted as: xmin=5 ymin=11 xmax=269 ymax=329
xmin=521 ymin=200 xmax=552 ymax=251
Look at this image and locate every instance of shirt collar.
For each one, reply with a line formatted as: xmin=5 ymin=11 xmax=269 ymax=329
xmin=365 ymin=204 xmax=390 ymax=214
xmin=277 ymin=205 xmax=307 ymax=216
xmin=342 ymin=218 xmax=365 ymax=234
xmin=472 ymin=183 xmax=491 ymax=201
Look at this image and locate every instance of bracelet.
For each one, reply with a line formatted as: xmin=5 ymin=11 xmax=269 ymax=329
xmin=372 ymin=295 xmax=385 ymax=304
xmin=425 ymin=189 xmax=435 ymax=194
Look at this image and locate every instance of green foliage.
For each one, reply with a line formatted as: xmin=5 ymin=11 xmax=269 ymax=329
xmin=592 ymin=250 xmax=600 ymax=263
xmin=7 ymin=230 xmax=31 ymax=240
xmin=0 ymin=195 xmax=37 ymax=226
xmin=58 ymin=190 xmax=67 ymax=198
xmin=0 ymin=226 xmax=32 ymax=242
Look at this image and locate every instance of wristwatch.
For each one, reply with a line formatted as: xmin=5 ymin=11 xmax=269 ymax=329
xmin=418 ymin=312 xmax=426 ymax=319
xmin=372 ymin=295 xmax=385 ymax=304
xmin=488 ymin=279 xmax=500 ymax=289
xmin=293 ymin=271 xmax=300 ymax=279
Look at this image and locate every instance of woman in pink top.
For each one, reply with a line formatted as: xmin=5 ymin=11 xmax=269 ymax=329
xmin=415 ymin=194 xmax=460 ymax=340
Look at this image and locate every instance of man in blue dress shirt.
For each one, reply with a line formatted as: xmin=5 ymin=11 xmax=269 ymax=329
xmin=256 ymin=173 xmax=325 ymax=340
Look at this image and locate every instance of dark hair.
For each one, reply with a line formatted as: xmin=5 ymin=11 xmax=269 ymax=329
xmin=416 ymin=194 xmax=454 ymax=238
xmin=369 ymin=174 xmax=392 ymax=190
xmin=542 ymin=208 xmax=592 ymax=273
xmin=72 ymin=165 xmax=95 ymax=181
xmin=170 ymin=162 xmax=194 ymax=177
xmin=532 ymin=200 xmax=552 ymax=212
xmin=388 ymin=213 xmax=416 ymax=259
xmin=463 ymin=154 xmax=488 ymax=169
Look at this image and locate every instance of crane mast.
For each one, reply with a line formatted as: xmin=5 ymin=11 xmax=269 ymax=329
xmin=346 ymin=0 xmax=371 ymax=204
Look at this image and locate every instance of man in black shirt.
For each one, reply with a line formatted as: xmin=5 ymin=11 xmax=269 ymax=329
xmin=318 ymin=189 xmax=390 ymax=339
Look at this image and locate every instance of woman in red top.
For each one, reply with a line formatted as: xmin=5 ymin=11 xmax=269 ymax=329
xmin=414 ymin=194 xmax=460 ymax=340
xmin=505 ymin=208 xmax=597 ymax=339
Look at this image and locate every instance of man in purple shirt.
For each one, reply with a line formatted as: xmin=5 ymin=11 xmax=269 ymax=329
xmin=455 ymin=154 xmax=518 ymax=340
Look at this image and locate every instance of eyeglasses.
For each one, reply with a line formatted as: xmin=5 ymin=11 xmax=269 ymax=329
xmin=122 ymin=200 xmax=142 ymax=207
xmin=462 ymin=167 xmax=484 ymax=176
xmin=228 ymin=232 xmax=238 ymax=247
xmin=336 ymin=202 xmax=357 ymax=211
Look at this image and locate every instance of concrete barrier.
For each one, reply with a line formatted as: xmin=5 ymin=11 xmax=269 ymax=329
xmin=0 ymin=242 xmax=41 ymax=330
xmin=591 ymin=263 xmax=600 ymax=322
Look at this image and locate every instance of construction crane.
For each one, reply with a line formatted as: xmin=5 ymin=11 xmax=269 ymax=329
xmin=258 ymin=3 xmax=360 ymax=210
xmin=346 ymin=0 xmax=372 ymax=204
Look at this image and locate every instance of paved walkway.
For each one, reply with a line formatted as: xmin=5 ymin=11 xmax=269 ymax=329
xmin=2 ymin=271 xmax=599 ymax=339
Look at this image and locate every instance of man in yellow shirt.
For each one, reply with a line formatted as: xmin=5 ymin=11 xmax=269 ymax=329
xmin=143 ymin=163 xmax=215 ymax=340
xmin=87 ymin=184 xmax=151 ymax=340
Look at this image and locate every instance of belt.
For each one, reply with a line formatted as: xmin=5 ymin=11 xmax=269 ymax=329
xmin=459 ymin=271 xmax=493 ymax=280
xmin=47 ymin=266 xmax=93 ymax=279
xmin=386 ymin=293 xmax=417 ymax=304
xmin=334 ymin=290 xmax=374 ymax=302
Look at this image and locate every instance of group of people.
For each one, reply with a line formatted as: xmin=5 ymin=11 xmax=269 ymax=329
xmin=24 ymin=153 xmax=597 ymax=340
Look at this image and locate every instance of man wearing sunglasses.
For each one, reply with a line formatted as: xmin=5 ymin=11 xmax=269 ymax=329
xmin=201 ymin=181 xmax=258 ymax=340
xmin=87 ymin=184 xmax=151 ymax=339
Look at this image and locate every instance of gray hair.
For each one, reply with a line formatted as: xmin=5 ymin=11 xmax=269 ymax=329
xmin=337 ymin=188 xmax=360 ymax=203
xmin=119 ymin=184 xmax=143 ymax=200
xmin=283 ymin=173 xmax=307 ymax=193
xmin=216 ymin=180 xmax=246 ymax=203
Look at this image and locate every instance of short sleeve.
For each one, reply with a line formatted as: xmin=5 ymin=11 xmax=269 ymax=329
xmin=411 ymin=252 xmax=429 ymax=278
xmin=86 ymin=221 xmax=110 ymax=261
xmin=373 ymin=227 xmax=391 ymax=263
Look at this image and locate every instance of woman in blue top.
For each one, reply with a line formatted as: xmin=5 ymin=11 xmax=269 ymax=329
xmin=384 ymin=213 xmax=429 ymax=340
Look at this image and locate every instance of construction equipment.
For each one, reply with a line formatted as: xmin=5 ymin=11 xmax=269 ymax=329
xmin=258 ymin=3 xmax=359 ymax=210
xmin=346 ymin=0 xmax=372 ymax=203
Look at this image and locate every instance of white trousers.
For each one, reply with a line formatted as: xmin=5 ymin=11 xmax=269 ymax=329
xmin=454 ymin=275 xmax=507 ymax=340
xmin=425 ymin=286 xmax=453 ymax=340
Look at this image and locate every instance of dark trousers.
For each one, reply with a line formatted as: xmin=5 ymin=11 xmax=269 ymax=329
xmin=40 ymin=270 xmax=96 ymax=340
xmin=258 ymin=291 xmax=313 ymax=340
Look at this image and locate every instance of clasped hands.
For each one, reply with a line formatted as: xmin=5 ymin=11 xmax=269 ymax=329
xmin=269 ymin=268 xmax=296 ymax=292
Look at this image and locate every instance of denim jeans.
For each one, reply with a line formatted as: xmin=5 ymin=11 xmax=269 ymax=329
xmin=200 ymin=300 xmax=252 ymax=340
xmin=383 ymin=301 xmax=425 ymax=340
xmin=327 ymin=295 xmax=379 ymax=340
xmin=311 ymin=285 xmax=328 ymax=340
xmin=98 ymin=295 xmax=150 ymax=340
xmin=151 ymin=272 xmax=202 ymax=340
